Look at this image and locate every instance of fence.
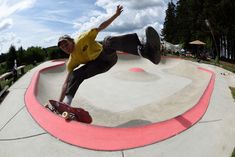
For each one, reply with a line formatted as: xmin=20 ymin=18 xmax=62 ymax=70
xmin=0 ymin=65 xmax=25 ymax=97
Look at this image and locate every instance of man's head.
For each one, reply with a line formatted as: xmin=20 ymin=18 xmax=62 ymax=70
xmin=58 ymin=35 xmax=74 ymax=54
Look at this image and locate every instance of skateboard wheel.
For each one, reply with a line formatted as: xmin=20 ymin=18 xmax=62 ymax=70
xmin=62 ymin=112 xmax=69 ymax=119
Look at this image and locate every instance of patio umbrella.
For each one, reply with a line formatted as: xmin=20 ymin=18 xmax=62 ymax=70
xmin=189 ymin=40 xmax=206 ymax=45
xmin=189 ymin=40 xmax=206 ymax=61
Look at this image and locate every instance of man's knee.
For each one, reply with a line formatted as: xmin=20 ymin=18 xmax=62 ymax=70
xmin=103 ymin=36 xmax=112 ymax=48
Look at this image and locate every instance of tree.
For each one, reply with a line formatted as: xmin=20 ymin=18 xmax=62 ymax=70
xmin=162 ymin=1 xmax=176 ymax=43
xmin=217 ymin=0 xmax=235 ymax=62
xmin=172 ymin=0 xmax=190 ymax=48
xmin=17 ymin=46 xmax=26 ymax=65
xmin=189 ymin=0 xmax=205 ymax=39
xmin=162 ymin=0 xmax=235 ymax=63
xmin=46 ymin=46 xmax=69 ymax=60
xmin=0 ymin=53 xmax=7 ymax=63
xmin=6 ymin=45 xmax=17 ymax=70
xmin=25 ymin=46 xmax=47 ymax=64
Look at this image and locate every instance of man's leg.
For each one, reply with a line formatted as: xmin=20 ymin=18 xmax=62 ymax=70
xmin=63 ymin=95 xmax=73 ymax=105
xmin=104 ymin=26 xmax=161 ymax=64
xmin=103 ymin=33 xmax=141 ymax=56
xmin=64 ymin=50 xmax=117 ymax=105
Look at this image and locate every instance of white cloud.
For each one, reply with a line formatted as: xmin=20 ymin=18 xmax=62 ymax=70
xmin=36 ymin=9 xmax=73 ymax=25
xmin=0 ymin=18 xmax=13 ymax=31
xmin=0 ymin=33 xmax=18 ymax=53
xmin=0 ymin=33 xmax=15 ymax=43
xmin=0 ymin=0 xmax=36 ymax=19
xmin=122 ymin=0 xmax=164 ymax=10
xmin=0 ymin=0 xmax=37 ymax=53
xmin=10 ymin=15 xmax=62 ymax=48
xmin=0 ymin=14 xmax=60 ymax=53
xmin=73 ymin=0 xmax=167 ymax=40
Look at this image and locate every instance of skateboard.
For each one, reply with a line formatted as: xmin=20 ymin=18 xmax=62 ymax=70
xmin=44 ymin=100 xmax=92 ymax=123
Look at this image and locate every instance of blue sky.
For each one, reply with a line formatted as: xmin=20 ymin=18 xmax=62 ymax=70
xmin=0 ymin=0 xmax=177 ymax=54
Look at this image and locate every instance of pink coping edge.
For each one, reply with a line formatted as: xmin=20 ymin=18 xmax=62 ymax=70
xmin=24 ymin=61 xmax=215 ymax=151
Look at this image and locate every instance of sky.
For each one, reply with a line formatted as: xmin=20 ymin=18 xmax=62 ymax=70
xmin=0 ymin=0 xmax=177 ymax=54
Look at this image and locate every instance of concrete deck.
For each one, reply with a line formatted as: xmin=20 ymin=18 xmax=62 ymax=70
xmin=0 ymin=54 xmax=235 ymax=156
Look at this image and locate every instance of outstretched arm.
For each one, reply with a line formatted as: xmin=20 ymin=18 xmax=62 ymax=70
xmin=97 ymin=5 xmax=123 ymax=32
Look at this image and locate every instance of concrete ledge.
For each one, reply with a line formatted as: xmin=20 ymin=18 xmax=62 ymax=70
xmin=24 ymin=60 xmax=215 ymax=151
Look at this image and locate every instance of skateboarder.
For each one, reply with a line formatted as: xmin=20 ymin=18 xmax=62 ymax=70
xmin=58 ymin=5 xmax=161 ymax=105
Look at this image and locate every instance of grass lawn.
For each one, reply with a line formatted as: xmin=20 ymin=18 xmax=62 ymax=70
xmin=229 ymin=87 xmax=235 ymax=100
xmin=232 ymin=147 xmax=235 ymax=157
xmin=218 ymin=60 xmax=235 ymax=73
xmin=168 ymin=54 xmax=235 ymax=73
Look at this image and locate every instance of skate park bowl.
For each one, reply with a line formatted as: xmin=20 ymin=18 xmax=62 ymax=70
xmin=25 ymin=53 xmax=215 ymax=151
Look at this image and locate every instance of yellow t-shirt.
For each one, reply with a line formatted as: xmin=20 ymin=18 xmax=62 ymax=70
xmin=67 ymin=28 xmax=103 ymax=72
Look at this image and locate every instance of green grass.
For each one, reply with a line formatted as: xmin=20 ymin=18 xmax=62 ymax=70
xmin=229 ymin=87 xmax=235 ymax=100
xmin=24 ymin=64 xmax=36 ymax=73
xmin=219 ymin=61 xmax=235 ymax=73
xmin=0 ymin=78 xmax=13 ymax=88
xmin=231 ymin=147 xmax=235 ymax=157
xmin=167 ymin=54 xmax=235 ymax=73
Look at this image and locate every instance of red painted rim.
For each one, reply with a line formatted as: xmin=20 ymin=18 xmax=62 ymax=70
xmin=24 ymin=60 xmax=215 ymax=151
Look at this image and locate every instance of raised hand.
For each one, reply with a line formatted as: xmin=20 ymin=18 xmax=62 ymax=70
xmin=97 ymin=5 xmax=124 ymax=32
xmin=116 ymin=5 xmax=123 ymax=16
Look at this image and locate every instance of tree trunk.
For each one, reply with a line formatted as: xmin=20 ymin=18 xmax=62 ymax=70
xmin=232 ymin=37 xmax=235 ymax=62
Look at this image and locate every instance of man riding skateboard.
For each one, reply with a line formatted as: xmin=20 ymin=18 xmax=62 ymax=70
xmin=58 ymin=5 xmax=161 ymax=105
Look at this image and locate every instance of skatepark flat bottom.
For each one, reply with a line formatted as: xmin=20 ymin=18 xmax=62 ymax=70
xmin=37 ymin=54 xmax=211 ymax=127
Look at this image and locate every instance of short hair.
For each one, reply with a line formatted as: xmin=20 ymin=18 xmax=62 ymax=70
xmin=57 ymin=35 xmax=73 ymax=47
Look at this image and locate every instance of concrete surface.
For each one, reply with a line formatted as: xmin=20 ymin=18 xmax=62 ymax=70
xmin=0 ymin=54 xmax=235 ymax=157
xmin=37 ymin=55 xmax=211 ymax=127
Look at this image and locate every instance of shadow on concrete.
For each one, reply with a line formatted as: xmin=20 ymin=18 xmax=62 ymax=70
xmin=117 ymin=53 xmax=141 ymax=61
xmin=175 ymin=115 xmax=192 ymax=128
xmin=115 ymin=119 xmax=152 ymax=128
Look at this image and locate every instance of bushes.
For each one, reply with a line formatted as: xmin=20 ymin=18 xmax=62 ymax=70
xmin=24 ymin=46 xmax=46 ymax=65
xmin=0 ymin=62 xmax=7 ymax=75
xmin=46 ymin=46 xmax=69 ymax=60
xmin=0 ymin=45 xmax=68 ymax=74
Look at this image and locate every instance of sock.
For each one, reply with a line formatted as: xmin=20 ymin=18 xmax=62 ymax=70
xmin=137 ymin=45 xmax=143 ymax=57
xmin=63 ymin=95 xmax=73 ymax=105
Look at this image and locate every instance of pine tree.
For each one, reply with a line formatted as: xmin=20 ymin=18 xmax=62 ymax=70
xmin=162 ymin=1 xmax=176 ymax=43
xmin=163 ymin=0 xmax=235 ymax=63
xmin=174 ymin=0 xmax=192 ymax=47
xmin=17 ymin=46 xmax=26 ymax=65
xmin=6 ymin=45 xmax=17 ymax=70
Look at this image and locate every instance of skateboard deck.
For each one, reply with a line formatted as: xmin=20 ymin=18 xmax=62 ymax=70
xmin=45 ymin=100 xmax=92 ymax=124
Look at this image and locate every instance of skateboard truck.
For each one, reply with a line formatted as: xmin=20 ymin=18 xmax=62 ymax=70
xmin=44 ymin=103 xmax=55 ymax=112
